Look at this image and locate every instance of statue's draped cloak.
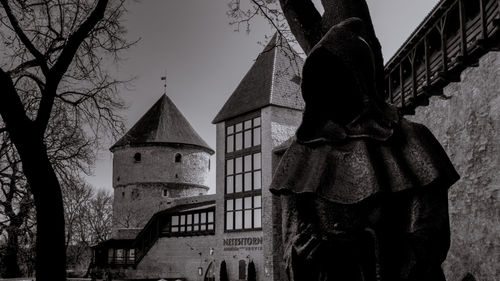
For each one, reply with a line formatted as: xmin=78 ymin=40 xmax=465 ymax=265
xmin=269 ymin=118 xmax=459 ymax=204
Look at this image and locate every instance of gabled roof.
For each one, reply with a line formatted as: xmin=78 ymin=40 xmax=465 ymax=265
xmin=212 ymin=34 xmax=305 ymax=123
xmin=111 ymin=94 xmax=214 ymax=154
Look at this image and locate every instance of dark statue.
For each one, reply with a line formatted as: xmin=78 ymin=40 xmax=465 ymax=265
xmin=270 ymin=17 xmax=459 ymax=281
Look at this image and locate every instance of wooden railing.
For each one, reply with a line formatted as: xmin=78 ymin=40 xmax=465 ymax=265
xmin=384 ymin=0 xmax=500 ymax=114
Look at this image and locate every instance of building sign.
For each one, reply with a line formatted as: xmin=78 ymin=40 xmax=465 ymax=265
xmin=223 ymin=236 xmax=263 ymax=252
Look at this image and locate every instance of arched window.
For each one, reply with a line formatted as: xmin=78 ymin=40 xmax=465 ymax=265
xmin=134 ymin=153 xmax=141 ymax=162
xmin=175 ymin=153 xmax=182 ymax=163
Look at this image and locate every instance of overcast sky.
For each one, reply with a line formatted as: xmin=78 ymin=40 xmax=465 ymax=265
xmin=86 ymin=0 xmax=439 ymax=193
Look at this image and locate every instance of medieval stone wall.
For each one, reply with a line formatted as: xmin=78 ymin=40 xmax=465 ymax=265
xmin=407 ymin=51 xmax=500 ymax=281
xmin=113 ymin=235 xmax=217 ymax=280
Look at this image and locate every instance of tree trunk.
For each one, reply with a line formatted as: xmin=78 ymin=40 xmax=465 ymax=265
xmin=18 ymin=140 xmax=67 ymax=281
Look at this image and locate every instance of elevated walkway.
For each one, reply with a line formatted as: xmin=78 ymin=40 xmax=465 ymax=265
xmin=384 ymin=0 xmax=500 ymax=114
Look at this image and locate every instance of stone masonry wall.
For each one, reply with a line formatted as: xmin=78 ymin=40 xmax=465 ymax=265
xmin=115 ymin=235 xmax=217 ymax=281
xmin=407 ymin=51 xmax=500 ymax=281
xmin=112 ymin=145 xmax=211 ymax=230
xmin=113 ymin=145 xmax=211 ymax=188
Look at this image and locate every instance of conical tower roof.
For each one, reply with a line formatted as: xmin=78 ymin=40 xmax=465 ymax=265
xmin=111 ymin=94 xmax=214 ymax=154
xmin=212 ymin=34 xmax=304 ymax=124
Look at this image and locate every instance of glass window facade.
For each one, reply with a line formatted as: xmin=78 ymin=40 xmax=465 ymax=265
xmin=225 ymin=115 xmax=262 ymax=231
xmin=168 ymin=209 xmax=215 ymax=235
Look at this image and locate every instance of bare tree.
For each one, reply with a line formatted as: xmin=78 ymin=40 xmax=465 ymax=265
xmin=0 ymin=0 xmax=132 ymax=280
xmin=0 ymin=103 xmax=103 ymax=277
xmin=0 ymin=135 xmax=33 ymax=278
xmin=64 ymin=184 xmax=112 ymax=275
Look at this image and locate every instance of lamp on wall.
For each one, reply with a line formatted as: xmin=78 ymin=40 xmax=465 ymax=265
xmin=198 ymin=266 xmax=203 ymax=276
xmin=264 ymin=260 xmax=272 ymax=277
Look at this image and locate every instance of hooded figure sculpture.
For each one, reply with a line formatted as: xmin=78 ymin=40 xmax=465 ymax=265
xmin=270 ymin=18 xmax=459 ymax=281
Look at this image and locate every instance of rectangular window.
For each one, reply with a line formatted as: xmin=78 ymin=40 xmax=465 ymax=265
xmin=224 ymin=195 xmax=262 ymax=230
xmin=115 ymin=249 xmax=124 ymax=264
xmin=168 ymin=209 xmax=215 ymax=236
xmin=225 ymin=117 xmax=261 ymax=154
xmin=107 ymin=249 xmax=114 ymax=264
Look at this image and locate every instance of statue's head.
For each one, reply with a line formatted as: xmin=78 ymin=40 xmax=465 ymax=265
xmin=297 ymin=18 xmax=395 ymax=142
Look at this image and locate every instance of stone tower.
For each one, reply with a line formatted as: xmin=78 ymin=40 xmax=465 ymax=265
xmin=110 ymin=94 xmax=214 ymax=232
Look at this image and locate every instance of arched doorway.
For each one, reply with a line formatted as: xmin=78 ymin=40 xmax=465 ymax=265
xmin=238 ymin=260 xmax=247 ymax=280
xmin=204 ymin=261 xmax=215 ymax=281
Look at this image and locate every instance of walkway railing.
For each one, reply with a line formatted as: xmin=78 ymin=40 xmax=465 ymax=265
xmin=384 ymin=0 xmax=500 ymax=114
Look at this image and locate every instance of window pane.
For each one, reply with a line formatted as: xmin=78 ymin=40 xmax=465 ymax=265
xmin=180 ymin=215 xmax=185 ymax=225
xmin=254 ymin=171 xmax=262 ymax=189
xmin=226 ymin=136 xmax=234 ymax=153
xmin=226 ymin=176 xmax=234 ymax=194
xmin=235 ymin=198 xmax=243 ymax=210
xmin=226 ymin=212 xmax=234 ymax=230
xmin=194 ymin=225 xmax=199 ymax=231
xmin=208 ymin=223 xmax=214 ymax=230
xmin=253 ymin=128 xmax=261 ymax=146
xmin=244 ymin=173 xmax=252 ymax=191
xmin=235 ymin=133 xmax=243 ymax=150
xmin=244 ymin=120 xmax=252 ymax=129
xmin=201 ymin=224 xmax=207 ymax=231
xmin=171 ymin=226 xmax=179 ymax=232
xmin=180 ymin=226 xmax=186 ymax=232
xmin=254 ymin=209 xmax=262 ymax=228
xmin=108 ymin=249 xmax=114 ymax=262
xmin=244 ymin=155 xmax=252 ymax=172
xmin=254 ymin=195 xmax=262 ymax=208
xmin=208 ymin=212 xmax=214 ymax=223
xmin=235 ymin=123 xmax=243 ymax=132
xmin=254 ymin=117 xmax=261 ymax=126
xmin=194 ymin=213 xmax=199 ymax=223
xmin=187 ymin=226 xmax=192 ymax=231
xmin=235 ymin=157 xmax=243 ymax=173
xmin=244 ymin=130 xmax=252 ymax=148
xmin=235 ymin=211 xmax=243 ymax=229
xmin=226 ymin=199 xmax=234 ymax=211
xmin=244 ymin=197 xmax=252 ymax=209
xmin=226 ymin=159 xmax=234 ymax=175
xmin=129 ymin=249 xmax=135 ymax=261
xmin=171 ymin=216 xmax=179 ymax=226
xmin=244 ymin=210 xmax=252 ymax=229
xmin=253 ymin=153 xmax=261 ymax=170
xmin=201 ymin=213 xmax=207 ymax=223
xmin=227 ymin=126 xmax=234 ymax=135
xmin=235 ymin=174 xmax=243 ymax=193
xmin=116 ymin=249 xmax=123 ymax=259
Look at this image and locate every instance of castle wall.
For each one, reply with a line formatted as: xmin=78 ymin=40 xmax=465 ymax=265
xmin=407 ymin=51 xmax=500 ymax=281
xmin=111 ymin=235 xmax=217 ymax=281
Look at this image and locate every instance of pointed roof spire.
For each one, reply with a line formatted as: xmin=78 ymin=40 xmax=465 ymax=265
xmin=111 ymin=94 xmax=214 ymax=154
xmin=212 ymin=33 xmax=304 ymax=124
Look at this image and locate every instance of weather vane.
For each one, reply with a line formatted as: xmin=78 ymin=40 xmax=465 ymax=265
xmin=161 ymin=70 xmax=167 ymax=94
